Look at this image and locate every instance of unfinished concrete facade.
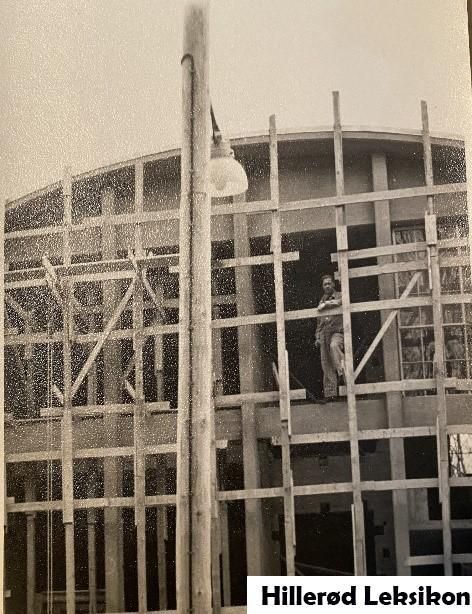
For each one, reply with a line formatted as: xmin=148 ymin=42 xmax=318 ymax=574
xmin=3 ymin=95 xmax=472 ymax=613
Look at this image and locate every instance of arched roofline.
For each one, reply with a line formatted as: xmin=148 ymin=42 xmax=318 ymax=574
xmin=6 ymin=126 xmax=465 ymax=210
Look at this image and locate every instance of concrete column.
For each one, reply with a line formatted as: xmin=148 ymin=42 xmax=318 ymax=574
xmin=372 ymin=153 xmax=410 ymax=575
xmin=233 ymin=208 xmax=265 ymax=575
xmin=101 ymin=187 xmax=125 ymax=610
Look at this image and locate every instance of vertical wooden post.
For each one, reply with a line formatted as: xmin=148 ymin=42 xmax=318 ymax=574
xmin=62 ymin=166 xmax=76 ymax=614
xmin=85 ymin=289 xmax=98 ymax=614
xmin=233 ymin=197 xmax=265 ymax=575
xmin=0 ymin=199 xmax=4 ymax=614
xmin=101 ymin=187 xmax=125 ymax=611
xmin=154 ymin=284 xmax=165 ymax=401
xmin=24 ymin=322 xmax=35 ymax=417
xmin=371 ymin=153 xmax=410 ymax=575
xmin=211 ymin=306 xmax=222 ymax=611
xmin=177 ymin=2 xmax=212 ymax=613
xmin=134 ymin=159 xmax=147 ymax=613
xmin=85 ymin=293 xmax=97 ymax=416
xmin=87 ymin=477 xmax=97 ymax=614
xmin=269 ymin=115 xmax=296 ymax=576
xmin=156 ymin=460 xmax=168 ymax=611
xmin=177 ymin=36 xmax=192 ymax=614
xmin=422 ymin=101 xmax=453 ymax=575
xmin=210 ymin=424 xmax=221 ymax=614
xmin=25 ymin=473 xmax=36 ymax=614
xmin=332 ymin=92 xmax=366 ymax=575
xmin=24 ymin=310 xmax=37 ymax=611
xmin=212 ymin=305 xmax=224 ymax=397
xmin=219 ymin=502 xmax=231 ymax=606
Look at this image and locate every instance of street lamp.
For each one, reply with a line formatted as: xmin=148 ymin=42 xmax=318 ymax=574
xmin=209 ymin=106 xmax=248 ymax=198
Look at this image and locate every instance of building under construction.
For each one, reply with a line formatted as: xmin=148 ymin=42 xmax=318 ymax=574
xmin=3 ymin=92 xmax=472 ymax=613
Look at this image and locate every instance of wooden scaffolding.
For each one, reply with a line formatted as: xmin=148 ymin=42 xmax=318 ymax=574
xmin=2 ymin=92 xmax=472 ymax=613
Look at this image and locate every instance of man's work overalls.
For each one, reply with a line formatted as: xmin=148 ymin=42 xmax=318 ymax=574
xmin=316 ymin=291 xmax=344 ymax=398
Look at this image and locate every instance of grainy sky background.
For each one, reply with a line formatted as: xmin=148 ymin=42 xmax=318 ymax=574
xmin=1 ymin=0 xmax=471 ymax=202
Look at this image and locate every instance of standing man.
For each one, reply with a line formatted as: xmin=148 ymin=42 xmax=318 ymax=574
xmin=315 ymin=274 xmax=345 ymax=401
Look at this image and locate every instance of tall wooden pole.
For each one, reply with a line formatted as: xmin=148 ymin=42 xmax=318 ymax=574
xmin=176 ymin=2 xmax=212 ymax=613
xmin=62 ymin=166 xmax=76 ymax=614
xmin=421 ymin=101 xmax=453 ymax=575
xmin=1 ymin=200 xmax=5 ymax=613
xmin=332 ymin=92 xmax=366 ymax=575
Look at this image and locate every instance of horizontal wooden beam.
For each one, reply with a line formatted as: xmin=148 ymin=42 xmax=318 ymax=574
xmin=332 ymin=242 xmax=427 ymax=262
xmin=216 ymin=476 xmax=449 ymax=502
xmin=5 ymin=182 xmax=466 ymax=244
xmin=335 ymin=254 xmax=467 ymax=280
xmin=210 ymin=293 xmax=472 ymax=331
xmin=407 ymin=553 xmax=472 ymax=566
xmin=339 ymin=259 xmax=427 ymax=280
xmin=272 ymin=425 xmax=437 ymax=445
xmin=351 ymin=294 xmax=472 ymax=314
xmin=169 ymin=251 xmax=299 ymax=274
xmin=339 ymin=378 xmax=459 ymax=396
xmin=7 ymin=493 xmax=177 ymax=513
xmin=5 ymin=253 xmax=178 ymax=289
xmin=449 ymin=476 xmax=472 ymax=487
xmin=5 ymin=321 xmax=179 ymax=347
xmin=279 ymin=181 xmax=466 ymax=213
xmin=7 ymin=443 xmax=178 ymax=463
xmin=215 ymin=388 xmax=306 ymax=407
xmin=90 ymin=609 xmax=244 ymax=614
xmin=410 ymin=520 xmax=472 ymax=531
xmin=330 ymin=237 xmax=468 ymax=262
xmin=40 ymin=401 xmax=171 ymax=418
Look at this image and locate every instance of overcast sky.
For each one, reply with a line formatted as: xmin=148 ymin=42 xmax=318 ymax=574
xmin=1 ymin=0 xmax=471 ymax=202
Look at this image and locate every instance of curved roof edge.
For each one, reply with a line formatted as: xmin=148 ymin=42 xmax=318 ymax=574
xmin=7 ymin=126 xmax=465 ymax=210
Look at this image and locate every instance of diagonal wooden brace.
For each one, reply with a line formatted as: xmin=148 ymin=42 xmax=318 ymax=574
xmin=123 ymin=254 xmax=166 ymax=397
xmin=71 ymin=276 xmax=137 ymax=397
xmin=5 ymin=293 xmax=32 ymax=324
xmin=42 ymin=255 xmax=66 ymax=309
xmin=354 ymin=271 xmax=422 ymax=380
xmin=42 ymin=255 xmax=83 ymax=314
xmin=123 ymin=289 xmax=165 ymax=397
xmin=128 ymin=249 xmax=166 ymax=320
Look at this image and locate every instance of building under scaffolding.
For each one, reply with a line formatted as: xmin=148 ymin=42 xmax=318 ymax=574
xmin=3 ymin=93 xmax=472 ymax=613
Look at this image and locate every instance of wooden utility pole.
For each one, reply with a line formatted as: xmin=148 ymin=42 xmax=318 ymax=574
xmin=176 ymin=2 xmax=212 ymax=613
xmin=468 ymin=0 xmax=472 ymax=79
